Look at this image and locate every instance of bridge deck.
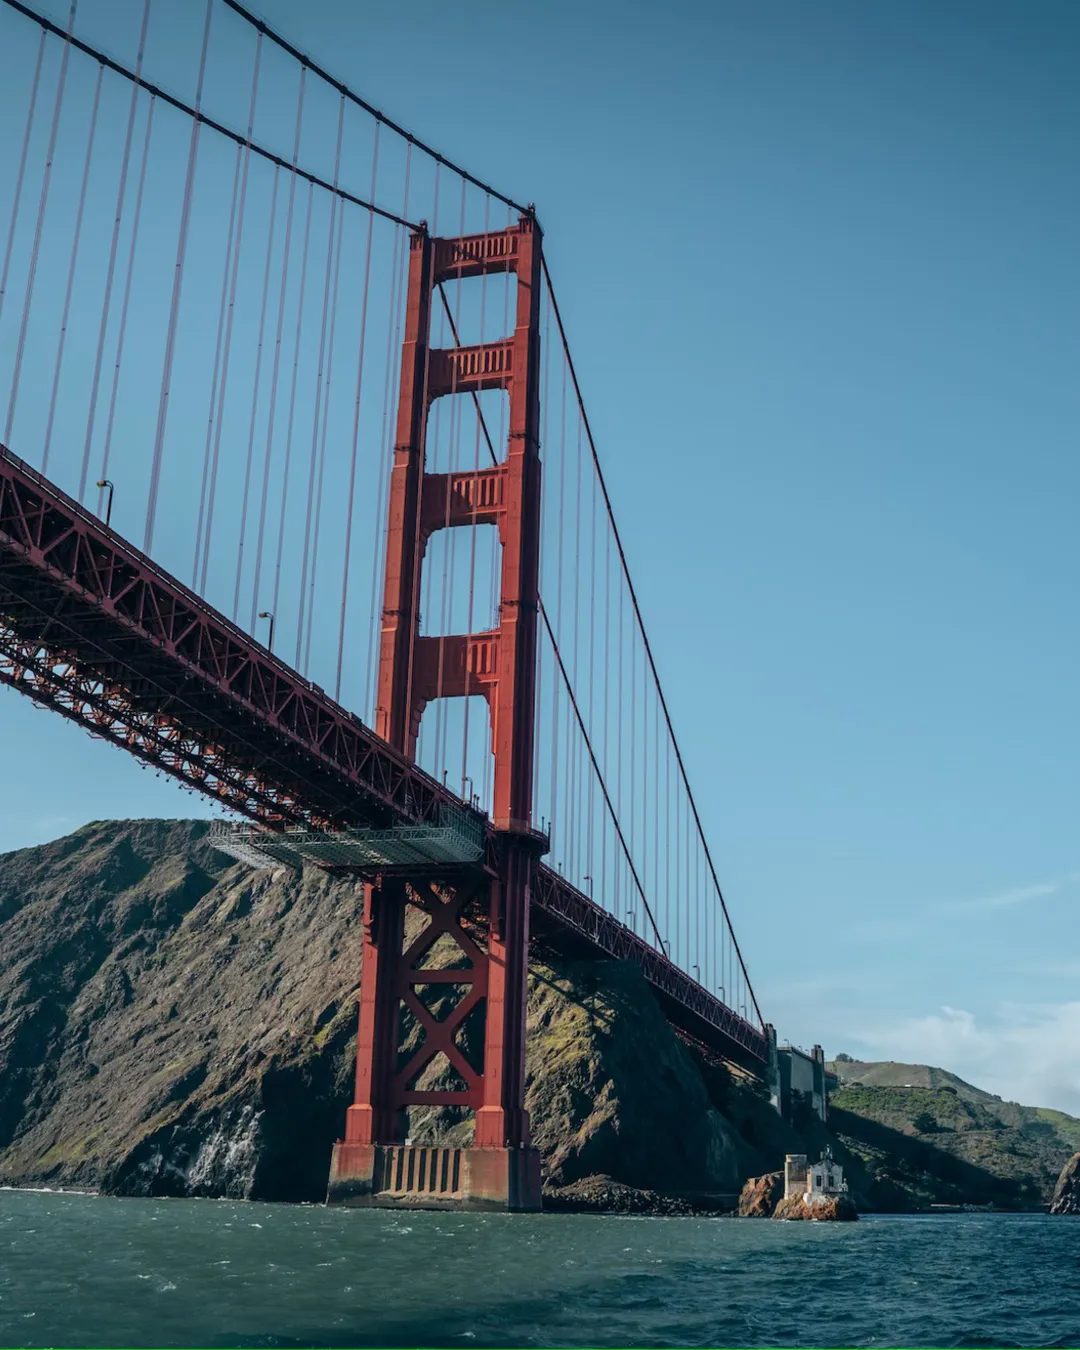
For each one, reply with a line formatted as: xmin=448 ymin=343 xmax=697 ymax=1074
xmin=0 ymin=443 xmax=767 ymax=1070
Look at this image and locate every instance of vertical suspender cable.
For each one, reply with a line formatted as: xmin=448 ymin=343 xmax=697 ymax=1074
xmin=193 ymin=141 xmax=244 ymax=582
xmin=601 ymin=525 xmax=611 ymax=905
xmin=198 ymin=35 xmax=266 ymax=595
xmin=460 ymin=192 xmax=491 ymax=796
xmin=144 ymin=0 xmax=214 ymax=554
xmin=335 ymin=125 xmax=380 ymax=703
xmin=402 ymin=164 xmax=440 ymax=759
xmin=537 ymin=281 xmax=552 ymax=832
xmin=623 ymin=575 xmax=631 ymax=923
xmin=42 ymin=59 xmax=103 ymax=473
xmin=100 ymin=94 xmax=154 ymax=499
xmin=0 ymin=25 xmax=47 ymax=327
xmin=549 ymin=353 xmax=566 ymax=864
xmin=616 ymin=567 xmax=625 ymax=914
xmin=270 ymin=174 xmax=315 ymax=622
xmin=294 ymin=93 xmax=345 ymax=664
xmin=364 ymin=145 xmax=412 ymax=719
xmin=302 ymin=97 xmax=350 ymax=669
xmin=232 ymin=163 xmax=281 ymax=622
xmin=568 ymin=409 xmax=582 ymax=879
xmin=532 ymin=327 xmax=545 ymax=821
xmin=586 ymin=444 xmax=598 ymax=887
xmin=485 ymin=200 xmax=513 ymax=811
xmin=246 ymin=53 xmax=303 ymax=614
xmin=195 ymin=30 xmax=264 ymax=584
xmin=653 ymin=680 xmax=661 ymax=945
xmin=5 ymin=0 xmax=79 ymax=449
xmin=542 ymin=261 xmax=764 ymax=1021
xmin=434 ymin=178 xmax=468 ymax=782
xmin=363 ymin=174 xmax=407 ymax=718
xmin=79 ymin=0 xmax=151 ymax=501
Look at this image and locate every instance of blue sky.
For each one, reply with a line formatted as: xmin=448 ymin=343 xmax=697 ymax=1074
xmin=1 ymin=0 xmax=1078 ymax=1110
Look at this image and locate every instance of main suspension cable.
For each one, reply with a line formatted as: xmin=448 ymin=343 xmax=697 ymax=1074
xmin=0 ymin=0 xmax=417 ymax=230
xmin=541 ymin=257 xmax=763 ymax=1022
xmin=219 ymin=0 xmax=528 ymax=217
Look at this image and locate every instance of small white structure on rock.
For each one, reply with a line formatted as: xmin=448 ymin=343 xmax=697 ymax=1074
xmin=784 ymin=1147 xmax=848 ymax=1202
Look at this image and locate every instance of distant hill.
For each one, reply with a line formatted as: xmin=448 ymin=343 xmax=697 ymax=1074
xmin=825 ymin=1059 xmax=1080 ymax=1208
xmin=830 ymin=1059 xmax=1000 ymax=1100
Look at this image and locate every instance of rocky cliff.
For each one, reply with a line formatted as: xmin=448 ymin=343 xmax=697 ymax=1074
xmin=0 ymin=819 xmax=791 ymax=1207
xmin=1050 ymin=1153 xmax=1080 ymax=1214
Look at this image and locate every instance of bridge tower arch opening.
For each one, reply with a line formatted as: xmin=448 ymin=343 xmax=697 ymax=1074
xmin=415 ymin=694 xmax=495 ymax=816
xmin=328 ymin=214 xmax=546 ymax=1212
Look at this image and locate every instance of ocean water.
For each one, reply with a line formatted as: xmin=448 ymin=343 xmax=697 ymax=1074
xmin=0 ymin=1189 xmax=1077 ymax=1348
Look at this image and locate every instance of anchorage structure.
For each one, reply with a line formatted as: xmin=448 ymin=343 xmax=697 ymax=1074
xmin=328 ymin=215 xmax=547 ymax=1210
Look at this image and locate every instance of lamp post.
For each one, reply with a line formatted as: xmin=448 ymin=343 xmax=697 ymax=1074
xmin=95 ymin=479 xmax=114 ymax=528
xmin=258 ymin=610 xmax=275 ymax=653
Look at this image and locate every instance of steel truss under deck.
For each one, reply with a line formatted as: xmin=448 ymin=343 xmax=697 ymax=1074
xmin=0 ymin=441 xmax=767 ymax=1070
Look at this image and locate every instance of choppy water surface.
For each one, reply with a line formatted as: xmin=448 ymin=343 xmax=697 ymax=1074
xmin=1 ymin=1190 xmax=1077 ymax=1348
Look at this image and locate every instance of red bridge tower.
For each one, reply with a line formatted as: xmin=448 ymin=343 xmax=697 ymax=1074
xmin=328 ymin=214 xmax=545 ymax=1210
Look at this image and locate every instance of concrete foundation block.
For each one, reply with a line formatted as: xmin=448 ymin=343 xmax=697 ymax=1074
xmin=327 ymin=1142 xmax=542 ymax=1211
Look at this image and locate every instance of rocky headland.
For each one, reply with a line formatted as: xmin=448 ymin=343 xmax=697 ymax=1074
xmin=1050 ymin=1154 xmax=1080 ymax=1214
xmin=0 ymin=820 xmax=794 ymax=1208
xmin=1 ymin=819 xmax=1076 ymax=1215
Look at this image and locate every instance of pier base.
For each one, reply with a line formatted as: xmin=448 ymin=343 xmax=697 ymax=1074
xmin=326 ymin=1142 xmax=542 ymax=1212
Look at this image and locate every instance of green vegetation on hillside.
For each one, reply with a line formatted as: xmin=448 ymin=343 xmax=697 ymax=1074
xmin=825 ymin=1061 xmax=1079 ymax=1208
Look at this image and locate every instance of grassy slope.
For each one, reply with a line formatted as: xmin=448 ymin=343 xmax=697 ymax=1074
xmin=826 ymin=1061 xmax=1080 ymax=1208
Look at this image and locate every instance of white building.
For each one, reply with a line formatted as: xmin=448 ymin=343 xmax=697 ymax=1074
xmin=806 ymin=1148 xmax=847 ymax=1199
xmin=784 ymin=1147 xmax=847 ymax=1202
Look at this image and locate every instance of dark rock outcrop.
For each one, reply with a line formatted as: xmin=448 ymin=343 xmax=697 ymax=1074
xmin=736 ymin=1170 xmax=782 ymax=1216
xmin=1050 ymin=1153 xmax=1080 ymax=1214
xmin=543 ymin=1175 xmax=697 ymax=1215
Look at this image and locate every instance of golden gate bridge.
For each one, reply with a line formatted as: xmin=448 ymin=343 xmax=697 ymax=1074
xmin=0 ymin=0 xmax=773 ymax=1210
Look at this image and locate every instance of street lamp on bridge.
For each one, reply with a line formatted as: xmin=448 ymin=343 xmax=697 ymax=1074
xmin=95 ymin=479 xmax=114 ymax=528
xmin=257 ymin=611 xmax=275 ymax=653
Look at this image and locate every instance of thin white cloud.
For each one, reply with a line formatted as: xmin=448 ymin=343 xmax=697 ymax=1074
xmin=952 ymin=878 xmax=1062 ymax=912
xmin=850 ymin=870 xmax=1080 ymax=944
xmin=849 ymin=1002 xmax=1080 ymax=1116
